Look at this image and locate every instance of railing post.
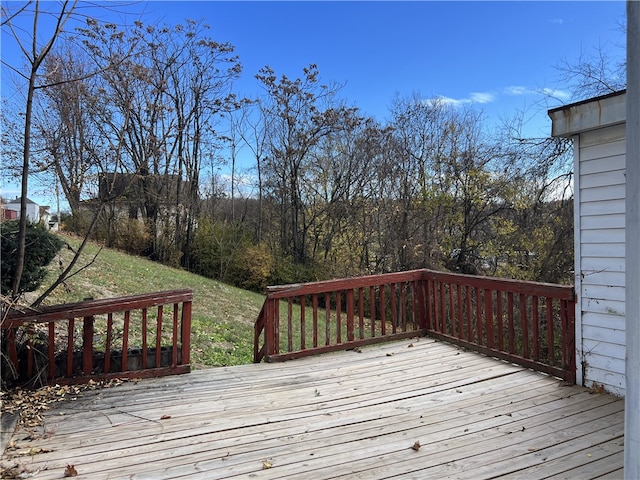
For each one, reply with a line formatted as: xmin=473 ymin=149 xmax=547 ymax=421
xmin=265 ymin=297 xmax=276 ymax=358
xmin=181 ymin=300 xmax=192 ymax=367
xmin=562 ymin=297 xmax=577 ymax=383
xmin=82 ymin=315 xmax=94 ymax=375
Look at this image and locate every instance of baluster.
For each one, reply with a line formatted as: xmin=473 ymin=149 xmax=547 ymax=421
xmin=105 ymin=313 xmax=113 ymax=373
xmin=300 ymin=295 xmax=306 ymax=350
xmin=122 ymin=311 xmax=130 ymax=372
xmin=312 ymin=294 xmax=319 ymax=347
xmin=520 ymin=294 xmax=529 ymax=358
xmin=142 ymin=308 xmax=148 ymax=369
xmin=82 ymin=315 xmax=94 ymax=375
xmin=485 ymin=289 xmax=494 ymax=349
xmin=346 ymin=289 xmax=355 ymax=341
xmin=532 ymin=296 xmax=539 ymax=361
xmin=48 ymin=322 xmax=55 ymax=380
xmin=172 ymin=303 xmax=179 ymax=367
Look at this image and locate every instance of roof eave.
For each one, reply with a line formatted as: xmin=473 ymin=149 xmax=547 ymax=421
xmin=548 ymin=90 xmax=626 ymax=137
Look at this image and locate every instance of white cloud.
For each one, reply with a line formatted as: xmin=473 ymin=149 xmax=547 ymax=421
xmin=431 ymin=96 xmax=471 ymax=107
xmin=504 ymin=85 xmax=531 ymax=96
xmin=431 ymin=91 xmax=495 ymax=107
xmin=430 ymin=86 xmax=569 ymax=109
xmin=504 ymin=85 xmax=571 ymax=101
xmin=470 ymin=92 xmax=495 ymax=104
xmin=542 ymin=88 xmax=571 ymax=100
xmin=550 ymin=18 xmax=564 ymax=25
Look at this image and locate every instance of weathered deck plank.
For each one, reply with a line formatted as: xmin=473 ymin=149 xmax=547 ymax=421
xmin=1 ymin=338 xmax=624 ymax=479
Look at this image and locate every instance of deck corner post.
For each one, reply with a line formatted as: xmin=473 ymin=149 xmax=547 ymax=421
xmin=180 ymin=299 xmax=192 ymax=367
xmin=265 ymin=297 xmax=276 ymax=357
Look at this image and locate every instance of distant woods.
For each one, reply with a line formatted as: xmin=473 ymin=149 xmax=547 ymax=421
xmin=2 ymin=11 xmax=577 ymax=292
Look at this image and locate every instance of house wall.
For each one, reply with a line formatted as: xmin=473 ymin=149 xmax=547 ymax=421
xmin=5 ymin=200 xmax=40 ymax=223
xmin=575 ymin=122 xmax=626 ymax=396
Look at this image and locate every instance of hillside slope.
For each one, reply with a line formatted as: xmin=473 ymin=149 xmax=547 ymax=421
xmin=25 ymin=233 xmax=266 ymax=368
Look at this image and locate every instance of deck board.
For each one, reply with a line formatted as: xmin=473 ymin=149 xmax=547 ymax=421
xmin=1 ymin=337 xmax=624 ymax=479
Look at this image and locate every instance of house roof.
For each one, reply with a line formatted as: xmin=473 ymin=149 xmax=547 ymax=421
xmin=6 ymin=197 xmax=39 ymax=205
xmin=548 ymin=89 xmax=626 ymax=137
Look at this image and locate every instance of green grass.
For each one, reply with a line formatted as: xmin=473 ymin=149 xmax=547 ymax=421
xmin=26 ymin=233 xmax=266 ymax=369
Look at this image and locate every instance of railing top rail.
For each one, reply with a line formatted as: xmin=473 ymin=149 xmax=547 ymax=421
xmin=3 ymin=289 xmax=193 ymax=327
xmin=264 ymin=269 xmax=574 ymax=301
xmin=265 ymin=270 xmax=426 ymax=299
xmin=422 ymin=269 xmax=575 ymax=300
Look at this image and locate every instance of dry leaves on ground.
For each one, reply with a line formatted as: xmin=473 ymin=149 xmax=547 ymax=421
xmin=1 ymin=378 xmax=127 ymax=430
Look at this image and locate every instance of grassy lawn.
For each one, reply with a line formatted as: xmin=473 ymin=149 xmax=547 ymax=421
xmin=25 ymin=233 xmax=266 ymax=369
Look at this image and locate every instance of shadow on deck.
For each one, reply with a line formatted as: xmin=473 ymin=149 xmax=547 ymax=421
xmin=0 ymin=338 xmax=624 ymax=479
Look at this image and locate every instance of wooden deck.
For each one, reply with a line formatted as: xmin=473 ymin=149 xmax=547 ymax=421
xmin=1 ymin=338 xmax=624 ymax=479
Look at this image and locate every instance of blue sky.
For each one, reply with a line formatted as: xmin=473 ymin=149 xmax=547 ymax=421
xmin=1 ymin=1 xmax=628 ymax=206
xmin=144 ymin=1 xmax=626 ymax=132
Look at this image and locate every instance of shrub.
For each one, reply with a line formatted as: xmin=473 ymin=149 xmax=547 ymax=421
xmin=190 ymin=219 xmax=246 ymax=282
xmin=1 ymin=220 xmax=64 ymax=295
xmin=62 ymin=210 xmax=93 ymax=236
xmin=230 ymin=242 xmax=274 ymax=291
xmin=111 ymin=218 xmax=152 ymax=256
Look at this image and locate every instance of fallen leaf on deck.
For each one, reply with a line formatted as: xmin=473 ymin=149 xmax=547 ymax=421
xmin=411 ymin=441 xmax=421 ymax=451
xmin=386 ymin=352 xmax=394 ymax=357
xmin=18 ymin=447 xmax=51 ymax=457
xmin=3 ymin=380 xmax=129 ymax=430
xmin=160 ymin=415 xmax=172 ymax=420
xmin=407 ymin=343 xmax=414 ymax=348
xmin=64 ymin=464 xmax=78 ymax=477
xmin=262 ymin=460 xmax=273 ymax=469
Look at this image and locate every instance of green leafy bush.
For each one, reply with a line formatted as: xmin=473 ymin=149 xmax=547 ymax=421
xmin=190 ymin=219 xmax=278 ymax=291
xmin=1 ymin=220 xmax=64 ymax=295
xmin=111 ymin=217 xmax=152 ymax=256
xmin=230 ymin=242 xmax=274 ymax=291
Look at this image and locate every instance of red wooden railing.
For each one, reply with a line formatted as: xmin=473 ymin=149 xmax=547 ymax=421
xmin=422 ymin=270 xmax=576 ymax=383
xmin=254 ymin=270 xmax=576 ymax=383
xmin=1 ymin=289 xmax=192 ymax=387
xmin=254 ymin=270 xmax=428 ymax=363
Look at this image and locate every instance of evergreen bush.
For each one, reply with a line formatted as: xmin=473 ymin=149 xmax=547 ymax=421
xmin=1 ymin=220 xmax=64 ymax=295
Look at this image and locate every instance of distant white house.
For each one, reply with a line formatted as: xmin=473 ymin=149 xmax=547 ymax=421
xmin=4 ymin=197 xmax=51 ymax=226
xmin=549 ymin=90 xmax=627 ymax=396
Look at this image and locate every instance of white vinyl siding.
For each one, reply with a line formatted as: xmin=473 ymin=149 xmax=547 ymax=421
xmin=576 ymin=123 xmax=626 ymax=396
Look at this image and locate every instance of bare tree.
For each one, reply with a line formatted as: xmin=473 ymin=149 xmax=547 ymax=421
xmin=74 ymin=18 xmax=242 ymax=263
xmin=557 ymin=43 xmax=626 ymax=99
xmin=38 ymin=45 xmax=108 ymax=215
xmin=234 ymin=100 xmax=270 ymax=241
xmin=2 ymin=0 xmax=79 ymax=298
xmin=256 ymin=64 xmax=359 ymax=265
